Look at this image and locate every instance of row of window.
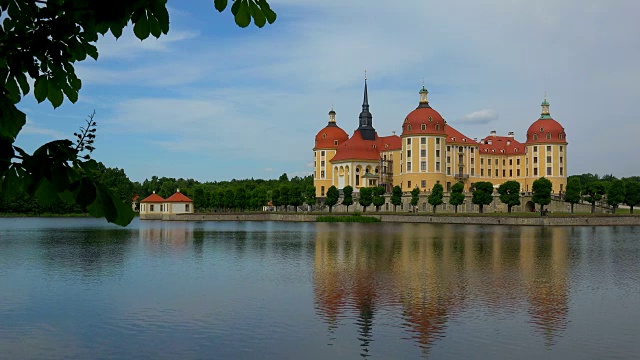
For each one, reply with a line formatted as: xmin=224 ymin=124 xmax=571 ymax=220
xmin=407 ymin=137 xmax=442 ymax=145
xmin=144 ymin=204 xmax=189 ymax=212
xmin=531 ymin=133 xmax=565 ymax=141
xmin=407 ymin=123 xmax=442 ymax=131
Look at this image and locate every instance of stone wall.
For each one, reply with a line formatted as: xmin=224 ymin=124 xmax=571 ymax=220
xmin=153 ymin=212 xmax=640 ymax=226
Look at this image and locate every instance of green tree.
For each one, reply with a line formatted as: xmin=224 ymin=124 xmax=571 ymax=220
xmin=342 ymin=186 xmax=354 ymax=212
xmin=532 ymin=177 xmax=552 ymax=215
xmin=223 ymin=188 xmax=235 ymax=211
xmin=391 ymin=185 xmax=402 ymax=211
xmin=325 ymin=186 xmax=339 ymax=212
xmin=372 ymin=186 xmax=386 ymax=212
xmin=428 ymin=183 xmax=444 ymax=213
xmin=584 ymin=182 xmax=606 ymax=214
xmin=607 ymin=179 xmax=626 ymax=214
xmin=277 ymin=183 xmax=290 ymax=211
xmin=625 ymin=181 xmax=640 ymax=214
xmin=279 ymin=173 xmax=289 ymax=182
xmin=0 ymin=0 xmax=276 ymax=226
xmin=289 ymin=185 xmax=303 ymax=212
xmin=359 ymin=187 xmax=373 ymax=213
xmin=564 ymin=177 xmax=582 ymax=214
xmin=497 ymin=180 xmax=521 ymax=213
xmin=192 ymin=185 xmax=206 ymax=211
xmin=472 ymin=181 xmax=494 ymax=213
xmin=410 ymin=187 xmax=420 ymax=211
xmin=449 ymin=182 xmax=465 ymax=213
xmin=305 ymin=185 xmax=316 ymax=209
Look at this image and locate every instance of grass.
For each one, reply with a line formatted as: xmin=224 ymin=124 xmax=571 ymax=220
xmin=316 ymin=214 xmax=381 ymax=223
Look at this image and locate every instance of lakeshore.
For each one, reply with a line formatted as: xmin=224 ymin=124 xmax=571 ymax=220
xmin=141 ymin=212 xmax=640 ymax=226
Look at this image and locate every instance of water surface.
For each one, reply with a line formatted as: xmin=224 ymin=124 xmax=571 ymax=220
xmin=1 ymin=218 xmax=639 ymax=359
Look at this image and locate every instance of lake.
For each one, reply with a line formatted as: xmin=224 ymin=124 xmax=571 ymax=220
xmin=1 ymin=218 xmax=639 ymax=359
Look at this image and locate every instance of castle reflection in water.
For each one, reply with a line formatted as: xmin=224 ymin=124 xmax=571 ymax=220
xmin=313 ymin=224 xmax=570 ymax=355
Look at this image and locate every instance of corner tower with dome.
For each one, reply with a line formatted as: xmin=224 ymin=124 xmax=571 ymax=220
xmin=312 ymin=78 xmax=568 ymax=198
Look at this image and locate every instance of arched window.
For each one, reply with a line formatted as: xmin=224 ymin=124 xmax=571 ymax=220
xmin=546 ymin=133 xmax=551 ymax=140
xmin=334 ymin=140 xmax=338 ymax=145
xmin=408 ymin=124 xmax=412 ymax=131
xmin=435 ymin=124 xmax=440 ymax=131
xmin=421 ymin=124 xmax=426 ymax=130
xmin=533 ymin=134 xmax=538 ymax=140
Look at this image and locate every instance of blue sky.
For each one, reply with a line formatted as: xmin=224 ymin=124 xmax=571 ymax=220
xmin=14 ymin=0 xmax=640 ymax=182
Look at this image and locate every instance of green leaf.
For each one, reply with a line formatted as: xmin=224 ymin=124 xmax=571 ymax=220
xmin=16 ymin=72 xmax=29 ymax=96
xmin=62 ymin=83 xmax=79 ymax=103
xmin=249 ymin=1 xmax=266 ymax=28
xmin=235 ymin=1 xmax=251 ymax=28
xmin=70 ymin=76 xmax=82 ymax=91
xmin=35 ymin=178 xmax=59 ymax=206
xmin=147 ymin=12 xmax=162 ymax=38
xmin=264 ymin=8 xmax=276 ymax=24
xmin=47 ymin=81 xmax=64 ymax=108
xmin=111 ymin=23 xmax=124 ymax=39
xmin=77 ymin=177 xmax=97 ymax=208
xmin=4 ymin=74 xmax=20 ymax=103
xmin=0 ymin=166 xmax=21 ymax=199
xmin=34 ymin=76 xmax=49 ymax=103
xmin=231 ymin=0 xmax=241 ymax=15
xmin=214 ymin=0 xmax=228 ymax=12
xmin=150 ymin=0 xmax=170 ymax=34
xmin=84 ymin=43 xmax=99 ymax=60
xmin=133 ymin=12 xmax=150 ymax=40
xmin=0 ymin=95 xmax=26 ymax=139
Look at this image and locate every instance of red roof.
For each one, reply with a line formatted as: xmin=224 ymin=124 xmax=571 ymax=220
xmin=479 ymin=134 xmax=525 ymax=155
xmin=165 ymin=191 xmax=192 ymax=203
xmin=140 ymin=193 xmax=165 ymax=203
xmin=402 ymin=106 xmax=447 ymax=136
xmin=378 ymin=134 xmax=401 ymax=151
xmin=444 ymin=125 xmax=474 ymax=144
xmin=526 ymin=118 xmax=567 ymax=144
xmin=331 ymin=130 xmax=381 ymax=162
xmin=314 ymin=124 xmax=349 ymax=149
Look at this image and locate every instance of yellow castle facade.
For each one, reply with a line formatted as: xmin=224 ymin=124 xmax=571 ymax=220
xmin=313 ymin=80 xmax=568 ymax=197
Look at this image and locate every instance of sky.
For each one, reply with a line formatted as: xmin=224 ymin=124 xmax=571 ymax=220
xmin=14 ymin=0 xmax=640 ymax=182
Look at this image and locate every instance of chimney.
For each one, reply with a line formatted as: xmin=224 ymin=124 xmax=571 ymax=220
xmin=507 ymin=131 xmax=514 ymax=138
xmin=473 ymin=137 xmax=478 ymax=142
xmin=392 ymin=131 xmax=396 ymax=135
xmin=490 ymin=130 xmax=497 ymax=136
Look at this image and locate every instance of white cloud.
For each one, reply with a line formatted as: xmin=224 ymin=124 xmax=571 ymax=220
xmin=20 ymin=119 xmax=66 ymax=139
xmin=305 ymin=162 xmax=314 ymax=168
xmin=263 ymin=167 xmax=274 ymax=172
xmin=458 ymin=109 xmax=499 ymax=125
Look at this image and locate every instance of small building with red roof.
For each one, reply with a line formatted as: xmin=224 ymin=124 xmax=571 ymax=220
xmin=313 ymin=77 xmax=568 ymax=196
xmin=139 ymin=189 xmax=194 ymax=220
xmin=164 ymin=189 xmax=194 ymax=215
xmin=140 ymin=191 xmax=165 ymax=217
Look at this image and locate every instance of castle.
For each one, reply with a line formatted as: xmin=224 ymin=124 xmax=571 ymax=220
xmin=313 ymin=79 xmax=567 ymax=197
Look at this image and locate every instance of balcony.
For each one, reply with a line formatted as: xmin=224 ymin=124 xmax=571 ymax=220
xmin=454 ymin=173 xmax=470 ymax=180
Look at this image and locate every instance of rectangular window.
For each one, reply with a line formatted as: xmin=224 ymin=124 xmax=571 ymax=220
xmin=560 ymin=146 xmax=564 ymax=152
xmin=509 ymin=159 xmax=513 ymax=166
xmin=471 ymin=168 xmax=475 ymax=176
xmin=160 ymin=204 xmax=163 ymax=212
xmin=495 ymin=169 xmax=499 ymax=177
xmin=421 ymin=137 xmax=426 ymax=145
xmin=436 ymin=150 xmax=440 ymax=157
xmin=408 ymin=181 xmax=412 ymax=188
xmin=495 ymin=159 xmax=498 ymax=165
xmin=503 ymin=159 xmax=506 ymax=166
xmin=420 ymin=161 xmax=426 ymax=171
xmin=471 ymin=147 xmax=475 ymax=153
xmin=517 ymin=158 xmax=521 ymax=166
xmin=447 ymin=146 xmax=451 ymax=152
xmin=471 ymin=158 xmax=475 ymax=164
xmin=481 ymin=169 xmax=485 ymax=176
xmin=547 ymin=146 xmax=552 ymax=152
xmin=407 ymin=162 xmax=412 ymax=171
xmin=321 ymin=170 xmax=325 ymax=178
xmin=321 ymin=186 xmax=325 ymax=196
xmin=185 ymin=204 xmax=190 ymax=212
xmin=526 ymin=169 xmax=528 ymax=176
xmin=436 ymin=162 xmax=441 ymax=171
xmin=436 ymin=138 xmax=440 ymax=145
xmin=534 ymin=157 xmax=538 ymax=164
xmin=481 ymin=158 xmax=484 ymax=165
xmin=517 ymin=169 xmax=521 ymax=177
xmin=447 ymin=156 xmax=451 ymax=163
xmin=534 ymin=146 xmax=538 ymax=152
xmin=509 ymin=170 xmax=513 ymax=177
xmin=560 ymin=167 xmax=564 ymax=176
xmin=560 ymin=156 xmax=563 ymax=163
xmin=547 ymin=156 xmax=551 ymax=163
xmin=534 ymin=168 xmax=538 ymax=176
xmin=321 ymin=151 xmax=325 ymax=156
xmin=321 ymin=160 xmax=325 ymax=166
xmin=547 ymin=167 xmax=552 ymax=175
xmin=421 ymin=149 xmax=426 ymax=157
xmin=407 ymin=150 xmax=411 ymax=157
xmin=150 ymin=205 xmax=154 ymax=212
xmin=421 ymin=180 xmax=426 ymax=188
xmin=407 ymin=138 xmax=412 ymax=145
xmin=447 ymin=167 xmax=451 ymax=175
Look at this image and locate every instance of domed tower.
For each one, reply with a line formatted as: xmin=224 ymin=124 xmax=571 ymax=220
xmin=399 ymin=84 xmax=447 ymax=192
xmin=524 ymin=97 xmax=568 ymax=193
xmin=314 ymin=107 xmax=349 ymax=197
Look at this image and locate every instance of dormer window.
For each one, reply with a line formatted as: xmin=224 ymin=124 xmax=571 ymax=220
xmin=429 ymin=116 xmax=433 ymax=122
xmin=421 ymin=124 xmax=426 ymax=131
xmin=385 ymin=144 xmax=389 ymax=149
xmin=533 ymin=134 xmax=538 ymax=140
xmin=546 ymin=133 xmax=551 ymax=140
xmin=515 ymin=148 xmax=518 ymax=152
xmin=373 ymin=144 xmax=377 ymax=149
xmin=435 ymin=124 xmax=440 ymax=131
xmin=463 ymin=138 xmax=467 ymax=142
xmin=540 ymin=127 xmax=544 ymax=132
xmin=408 ymin=124 xmax=412 ymax=131
xmin=334 ymin=140 xmax=338 ymax=145
xmin=322 ymin=133 xmax=326 ymax=138
xmin=559 ymin=134 xmax=564 ymax=140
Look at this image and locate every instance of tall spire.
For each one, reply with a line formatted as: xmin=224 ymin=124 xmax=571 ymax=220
xmin=327 ymin=105 xmax=337 ymax=126
xmin=540 ymin=95 xmax=551 ymax=119
xmin=417 ymin=81 xmax=430 ymax=109
xmin=357 ymin=75 xmax=375 ymax=140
